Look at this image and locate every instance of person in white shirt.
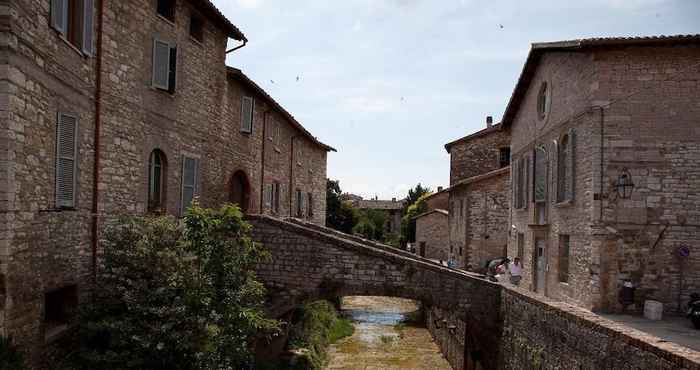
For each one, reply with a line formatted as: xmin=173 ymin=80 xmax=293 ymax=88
xmin=509 ymin=257 xmax=523 ymax=286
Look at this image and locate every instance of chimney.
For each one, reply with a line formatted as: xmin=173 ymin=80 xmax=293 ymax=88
xmin=486 ymin=116 xmax=493 ymax=128
xmin=392 ymin=197 xmax=396 ymax=202
xmin=438 ymin=186 xmax=444 ymax=192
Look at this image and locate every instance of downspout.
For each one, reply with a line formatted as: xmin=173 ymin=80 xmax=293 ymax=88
xmin=289 ymin=136 xmax=296 ymax=217
xmin=91 ymin=0 xmax=105 ymax=284
xmin=598 ymin=106 xmax=605 ymax=223
xmin=259 ymin=110 xmax=268 ymax=213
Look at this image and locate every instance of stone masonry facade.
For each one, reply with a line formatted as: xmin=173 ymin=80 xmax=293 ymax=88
xmin=414 ymin=209 xmax=449 ymax=261
xmin=504 ymin=36 xmax=700 ymax=313
xmin=0 ymin=0 xmax=332 ymax=366
xmin=445 ymin=122 xmax=511 ymax=270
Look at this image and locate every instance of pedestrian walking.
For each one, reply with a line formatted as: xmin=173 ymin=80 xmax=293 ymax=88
xmin=509 ymin=257 xmax=523 ymax=286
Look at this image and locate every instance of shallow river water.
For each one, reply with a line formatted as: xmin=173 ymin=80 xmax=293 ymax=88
xmin=326 ymin=296 xmax=452 ymax=370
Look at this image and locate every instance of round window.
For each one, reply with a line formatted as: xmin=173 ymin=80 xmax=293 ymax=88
xmin=537 ymin=82 xmax=549 ymax=120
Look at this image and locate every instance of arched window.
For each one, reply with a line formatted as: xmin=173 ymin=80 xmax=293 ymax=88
xmin=537 ymin=82 xmax=550 ymax=120
xmin=148 ymin=149 xmax=167 ymax=213
xmin=534 ymin=146 xmax=548 ymax=203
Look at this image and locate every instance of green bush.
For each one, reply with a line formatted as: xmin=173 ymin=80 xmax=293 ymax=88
xmin=287 ymin=301 xmax=354 ymax=370
xmin=0 ymin=336 xmax=24 ymax=370
xmin=66 ymin=203 xmax=277 ymax=370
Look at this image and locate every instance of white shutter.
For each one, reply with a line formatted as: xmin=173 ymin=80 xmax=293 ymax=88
xmin=180 ymin=156 xmax=198 ymax=215
xmin=152 ymin=39 xmax=170 ymax=90
xmin=241 ymin=97 xmax=253 ymax=133
xmin=51 ymin=0 xmax=68 ymax=34
xmin=56 ymin=113 xmax=78 ymax=208
xmin=81 ymin=0 xmax=95 ymax=55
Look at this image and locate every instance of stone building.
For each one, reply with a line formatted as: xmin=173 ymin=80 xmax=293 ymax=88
xmin=445 ymin=118 xmax=511 ymax=270
xmin=414 ymin=188 xmax=449 ymax=260
xmin=351 ymin=197 xmax=405 ymax=236
xmin=0 ymin=0 xmax=332 ymax=366
xmin=504 ymin=35 xmax=700 ymax=313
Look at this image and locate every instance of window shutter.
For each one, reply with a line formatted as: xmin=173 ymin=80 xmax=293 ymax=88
xmin=152 ymin=39 xmax=170 ymax=90
xmin=264 ymin=184 xmax=271 ymax=208
xmin=181 ymin=156 xmax=198 ymax=215
xmin=56 ymin=113 xmax=78 ymax=208
xmin=513 ymin=160 xmax=519 ymax=208
xmin=51 ymin=0 xmax=68 ymax=34
xmin=168 ymin=46 xmax=177 ymax=94
xmin=568 ymin=128 xmax=576 ymax=201
xmin=525 ymin=155 xmax=530 ymax=207
xmin=81 ymin=0 xmax=95 ymax=55
xmin=241 ymin=97 xmax=253 ymax=133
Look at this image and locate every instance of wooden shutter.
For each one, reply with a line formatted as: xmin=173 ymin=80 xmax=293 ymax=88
xmin=180 ymin=156 xmax=198 ymax=215
xmin=81 ymin=0 xmax=94 ymax=55
xmin=524 ymin=155 xmax=530 ymax=207
xmin=241 ymin=97 xmax=253 ymax=133
xmin=568 ymin=129 xmax=576 ymax=201
xmin=152 ymin=39 xmax=170 ymax=90
xmin=264 ymin=184 xmax=272 ymax=208
xmin=56 ymin=113 xmax=78 ymax=208
xmin=51 ymin=0 xmax=68 ymax=34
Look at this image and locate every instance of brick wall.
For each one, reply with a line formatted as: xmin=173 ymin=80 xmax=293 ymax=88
xmin=415 ymin=211 xmax=449 ymax=261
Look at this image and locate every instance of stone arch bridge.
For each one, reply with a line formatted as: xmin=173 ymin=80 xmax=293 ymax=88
xmin=247 ymin=215 xmax=700 ymax=370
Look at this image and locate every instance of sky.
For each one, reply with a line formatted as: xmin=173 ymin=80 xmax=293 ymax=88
xmin=212 ymin=0 xmax=699 ymax=200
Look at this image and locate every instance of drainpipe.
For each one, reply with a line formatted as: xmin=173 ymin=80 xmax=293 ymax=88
xmin=289 ymin=136 xmax=296 ymax=217
xmin=90 ymin=0 xmax=105 ymax=284
xmin=598 ymin=106 xmax=605 ymax=223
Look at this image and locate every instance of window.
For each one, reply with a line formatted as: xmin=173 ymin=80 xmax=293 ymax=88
xmin=499 ymin=147 xmax=511 ymax=168
xmin=296 ymin=189 xmax=303 ymax=217
xmin=514 ymin=156 xmax=526 ymax=209
xmin=189 ymin=12 xmax=204 ymax=42
xmin=460 ymin=199 xmax=464 ymax=218
xmin=297 ymin=146 xmax=303 ymax=166
xmin=44 ymin=285 xmax=78 ymax=339
xmin=557 ymin=130 xmax=576 ymax=203
xmin=152 ymin=39 xmax=177 ymax=93
xmin=148 ymin=150 xmax=167 ymax=213
xmin=517 ymin=233 xmax=524 ymax=261
xmin=274 ymin=122 xmax=281 ymax=147
xmin=157 ymin=0 xmax=175 ymax=21
xmin=56 ymin=113 xmax=78 ymax=209
xmin=266 ymin=182 xmax=281 ymax=214
xmin=241 ymin=96 xmax=254 ymax=133
xmin=537 ymin=81 xmax=550 ymax=120
xmin=51 ymin=0 xmax=94 ymax=54
xmin=307 ymin=192 xmax=313 ymax=218
xmin=180 ymin=156 xmax=199 ymax=215
xmin=534 ymin=146 xmax=547 ymax=203
xmin=459 ymin=246 xmax=463 ymax=256
xmin=558 ymin=235 xmax=570 ymax=283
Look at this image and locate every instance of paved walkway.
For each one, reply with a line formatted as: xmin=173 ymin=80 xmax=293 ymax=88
xmin=601 ymin=314 xmax=700 ymax=352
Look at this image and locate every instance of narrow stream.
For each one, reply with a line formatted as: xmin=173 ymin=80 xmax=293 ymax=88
xmin=326 ymin=296 xmax=452 ymax=370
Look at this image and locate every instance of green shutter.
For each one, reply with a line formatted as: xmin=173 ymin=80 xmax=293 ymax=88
xmin=241 ymin=97 xmax=253 ymax=133
xmin=56 ymin=113 xmax=78 ymax=208
xmin=81 ymin=0 xmax=95 ymax=55
xmin=180 ymin=156 xmax=198 ymax=215
xmin=51 ymin=0 xmax=68 ymax=34
xmin=152 ymin=39 xmax=170 ymax=90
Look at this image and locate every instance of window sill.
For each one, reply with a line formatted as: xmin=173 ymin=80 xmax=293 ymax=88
xmin=58 ymin=35 xmax=88 ymax=58
xmin=156 ymin=14 xmax=176 ymax=27
xmin=554 ymin=200 xmax=574 ymax=208
xmin=189 ymin=36 xmax=204 ymax=46
xmin=240 ymin=130 xmax=252 ymax=136
xmin=44 ymin=322 xmax=77 ymax=344
xmin=274 ymin=147 xmax=281 ymax=153
xmin=527 ymin=223 xmax=550 ymax=229
xmin=151 ymin=86 xmax=177 ymax=97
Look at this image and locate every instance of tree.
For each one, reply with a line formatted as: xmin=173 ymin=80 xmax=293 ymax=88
xmin=326 ymin=179 xmax=358 ymax=234
xmin=67 ymin=203 xmax=277 ymax=370
xmin=400 ymin=185 xmax=433 ymax=245
xmin=352 ymin=209 xmax=387 ymax=241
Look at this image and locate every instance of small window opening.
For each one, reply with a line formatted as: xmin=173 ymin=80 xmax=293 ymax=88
xmin=157 ymin=0 xmax=176 ymax=21
xmin=190 ymin=13 xmax=204 ymax=42
xmin=44 ymin=285 xmax=78 ymax=340
xmin=499 ymin=147 xmax=511 ymax=168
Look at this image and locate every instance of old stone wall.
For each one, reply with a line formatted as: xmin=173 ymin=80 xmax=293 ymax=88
xmin=507 ymin=50 xmax=601 ymax=309
xmin=447 ymin=125 xmax=510 ymax=186
xmin=426 ymin=305 xmax=466 ymax=370
xmin=415 ymin=211 xmax=449 ymax=261
xmin=1 ymin=0 xmax=97 ymax=366
xmin=593 ymin=45 xmax=700 ymax=312
xmin=499 ymin=286 xmax=700 ymax=370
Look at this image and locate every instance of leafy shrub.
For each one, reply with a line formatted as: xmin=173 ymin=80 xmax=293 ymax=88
xmin=287 ymin=301 xmax=354 ymax=370
xmin=66 ymin=203 xmax=277 ymax=370
xmin=0 ymin=336 xmax=24 ymax=370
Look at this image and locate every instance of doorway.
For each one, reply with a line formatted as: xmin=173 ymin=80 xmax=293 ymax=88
xmin=534 ymin=238 xmax=547 ymax=295
xmin=419 ymin=242 xmax=426 ymax=257
xmin=229 ymin=170 xmax=250 ymax=213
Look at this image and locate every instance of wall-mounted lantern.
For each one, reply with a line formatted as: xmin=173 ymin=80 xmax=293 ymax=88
xmin=448 ymin=325 xmax=457 ymax=335
xmin=614 ymin=168 xmax=635 ymax=199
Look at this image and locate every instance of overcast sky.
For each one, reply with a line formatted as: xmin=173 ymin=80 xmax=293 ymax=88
xmin=213 ymin=0 xmax=698 ymax=199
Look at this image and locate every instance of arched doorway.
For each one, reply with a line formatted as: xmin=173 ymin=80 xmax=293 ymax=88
xmin=229 ymin=170 xmax=251 ymax=213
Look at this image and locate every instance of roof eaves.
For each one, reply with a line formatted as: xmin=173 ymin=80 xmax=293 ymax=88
xmin=194 ymin=0 xmax=247 ymax=41
xmin=227 ymin=67 xmax=336 ymax=152
xmin=444 ymin=123 xmax=503 ymax=153
xmin=412 ymin=209 xmax=449 ymax=220
xmin=452 ymin=166 xmax=510 ymax=189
